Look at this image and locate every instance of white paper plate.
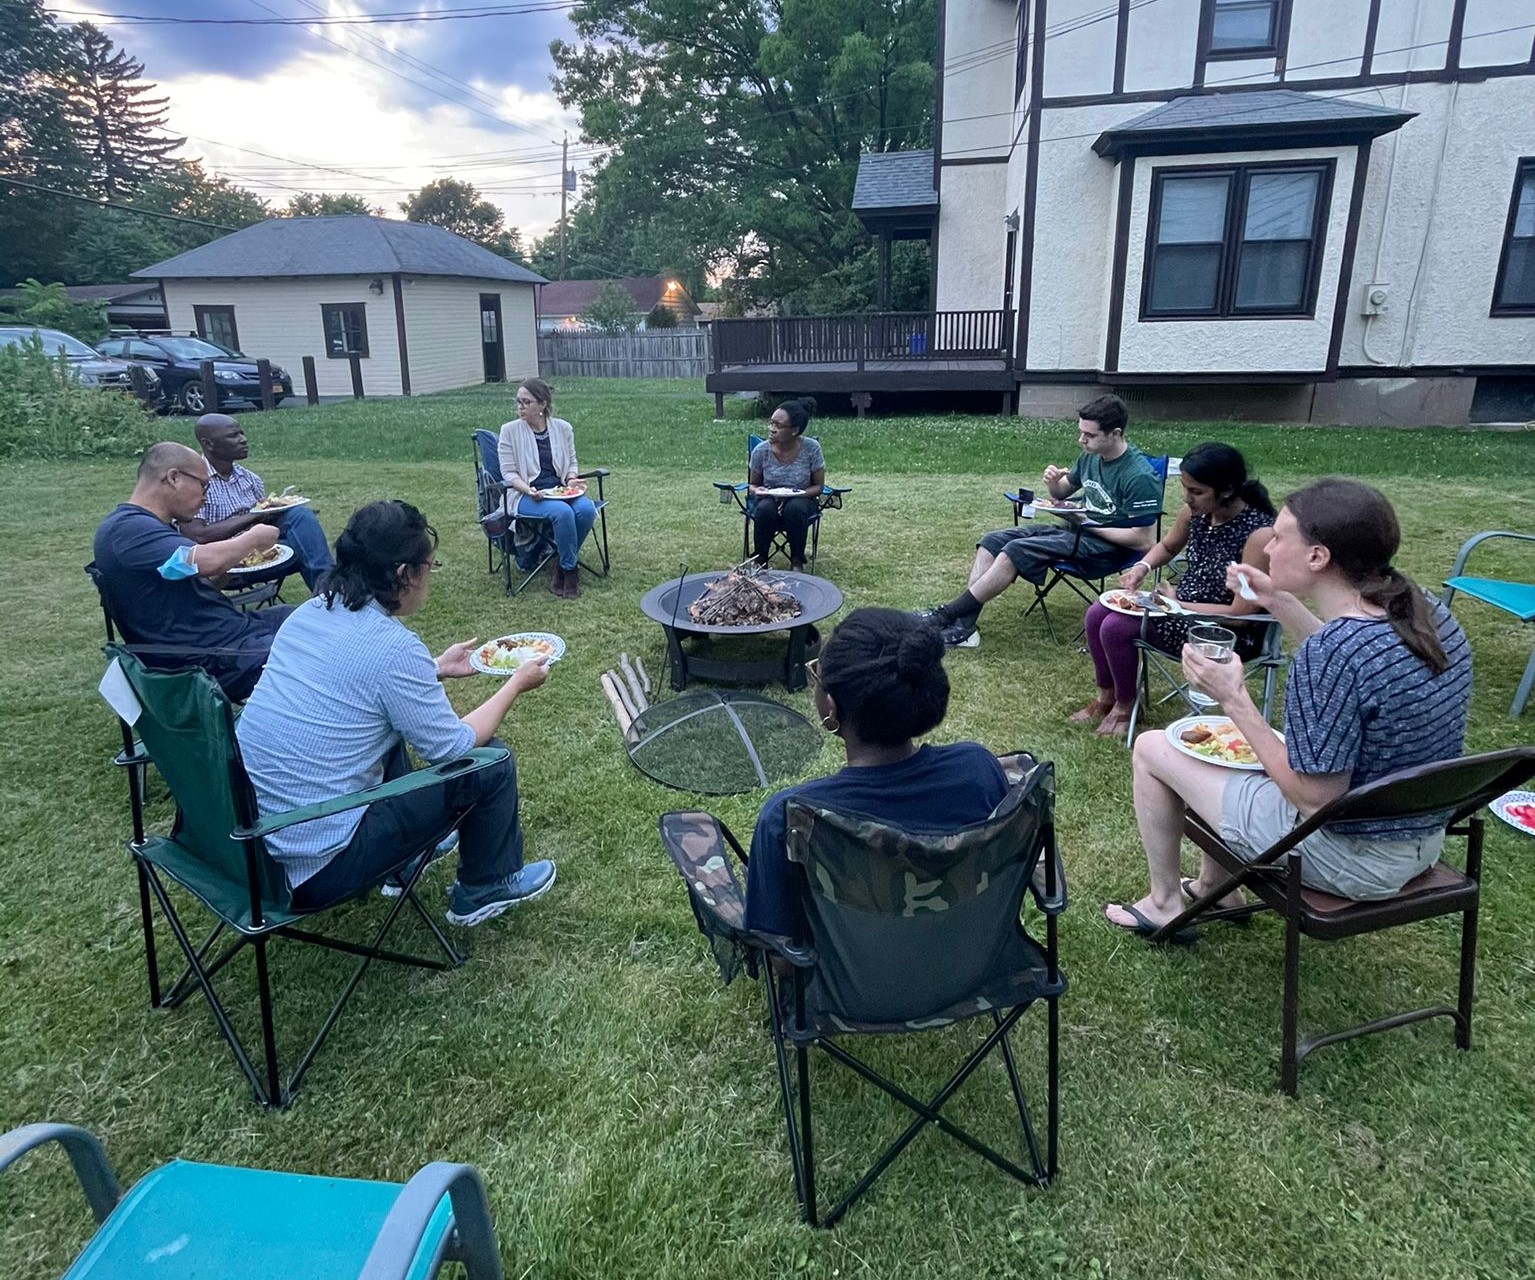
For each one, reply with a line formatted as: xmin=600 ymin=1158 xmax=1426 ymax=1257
xmin=758 ymin=487 xmax=801 ymax=498
xmin=1164 ymin=714 xmax=1275 ymax=772
xmin=226 ymin=542 xmax=294 ymax=576
xmin=1099 ymin=588 xmax=1183 ymax=618
xmin=470 ymin=631 xmax=566 ymax=676
xmin=252 ymin=495 xmax=310 ymax=511
xmin=1491 ymin=790 xmax=1535 ymax=837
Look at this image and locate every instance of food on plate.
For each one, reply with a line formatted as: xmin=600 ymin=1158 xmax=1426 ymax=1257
xmin=1106 ymin=591 xmax=1147 ymax=613
xmin=474 ymin=635 xmax=557 ymax=672
xmin=1179 ymin=721 xmax=1258 ymax=766
xmin=1040 ymin=500 xmax=1082 ymax=510
xmin=236 ymin=545 xmax=283 ymax=569
xmin=1506 ymin=801 xmax=1535 ymax=831
xmin=536 ymin=483 xmax=584 ymax=499
xmin=252 ymin=493 xmax=303 ymax=510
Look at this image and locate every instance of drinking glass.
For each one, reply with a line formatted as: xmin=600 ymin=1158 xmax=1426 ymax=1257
xmin=1185 ymin=623 xmax=1237 ymax=709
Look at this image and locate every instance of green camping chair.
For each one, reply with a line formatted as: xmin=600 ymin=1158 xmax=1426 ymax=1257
xmin=0 ymin=1121 xmax=503 ymax=1279
xmin=106 ymin=646 xmax=507 ymax=1109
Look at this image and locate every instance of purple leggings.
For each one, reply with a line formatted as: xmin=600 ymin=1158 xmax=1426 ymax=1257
xmin=1083 ymin=602 xmax=1149 ymax=704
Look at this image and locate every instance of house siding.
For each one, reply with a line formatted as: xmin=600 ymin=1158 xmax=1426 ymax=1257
xmin=400 ymin=277 xmax=537 ymax=395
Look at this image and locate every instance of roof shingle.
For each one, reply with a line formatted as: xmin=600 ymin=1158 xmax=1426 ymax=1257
xmin=852 ymin=150 xmax=938 ymax=211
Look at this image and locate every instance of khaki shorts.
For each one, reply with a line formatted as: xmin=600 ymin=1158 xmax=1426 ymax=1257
xmin=1218 ymin=773 xmax=1444 ymax=901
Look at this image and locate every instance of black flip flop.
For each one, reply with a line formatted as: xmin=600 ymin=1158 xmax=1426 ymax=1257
xmin=1180 ymin=877 xmax=1253 ymax=925
xmin=1105 ymin=903 xmax=1199 ymax=947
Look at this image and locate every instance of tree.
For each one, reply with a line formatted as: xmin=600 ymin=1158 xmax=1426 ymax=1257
xmin=550 ymin=0 xmax=935 ymax=311
xmin=285 ymin=191 xmax=382 ymax=217
xmin=400 ymin=178 xmax=526 ymax=261
xmin=579 ymin=281 xmax=640 ymax=334
xmin=64 ymin=23 xmax=185 ymax=199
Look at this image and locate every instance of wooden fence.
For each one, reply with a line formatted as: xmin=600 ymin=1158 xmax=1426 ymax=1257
xmin=538 ymin=330 xmax=709 ymax=378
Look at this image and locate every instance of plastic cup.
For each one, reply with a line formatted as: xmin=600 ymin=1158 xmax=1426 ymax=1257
xmin=1186 ymin=623 xmax=1236 ymax=709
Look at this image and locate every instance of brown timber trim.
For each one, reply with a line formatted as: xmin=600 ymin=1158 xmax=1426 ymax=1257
xmin=1327 ymin=140 xmax=1373 ymax=375
xmin=1103 ymin=159 xmax=1136 ymax=374
xmin=1015 ymin=0 xmax=1049 ymax=369
xmin=940 ymin=155 xmax=1010 ymax=166
xmin=1113 ymin=0 xmax=1130 ymax=95
xmin=1193 ymin=0 xmax=1211 ymax=87
xmin=1489 ymin=157 xmax=1535 ymax=317
xmin=1446 ymin=0 xmax=1467 ymax=74
xmin=192 ymin=304 xmax=238 ymax=351
xmin=391 ymin=272 xmax=411 ymax=396
xmin=1361 ymin=0 xmax=1382 ymax=76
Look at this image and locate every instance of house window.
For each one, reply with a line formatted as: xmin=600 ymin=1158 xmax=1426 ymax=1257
xmin=1014 ymin=2 xmax=1030 ymax=103
xmin=321 ymin=303 xmax=369 ymax=358
xmin=1203 ymin=0 xmax=1287 ymax=59
xmin=193 ymin=305 xmax=239 ymax=354
xmin=1142 ymin=161 xmax=1331 ymax=320
xmin=1491 ymin=159 xmax=1535 ymax=315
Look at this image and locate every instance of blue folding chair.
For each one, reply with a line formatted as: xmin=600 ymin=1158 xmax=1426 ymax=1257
xmin=472 ymin=429 xmax=610 ymax=597
xmin=1443 ymin=529 xmax=1535 ymax=717
xmin=0 ymin=1122 xmax=503 ymax=1279
xmin=713 ymin=433 xmax=850 ymax=572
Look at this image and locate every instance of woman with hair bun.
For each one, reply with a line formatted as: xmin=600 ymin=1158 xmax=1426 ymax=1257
xmin=744 ymin=607 xmax=1009 ymax=939
xmin=1107 ymin=479 xmax=1473 ymax=938
xmin=1075 ymin=441 xmax=1276 ymax=736
xmin=748 ymin=396 xmax=825 ymax=571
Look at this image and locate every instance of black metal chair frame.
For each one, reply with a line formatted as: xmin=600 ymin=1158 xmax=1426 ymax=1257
xmin=1151 ymin=746 xmax=1535 ymax=1095
xmin=660 ymin=755 xmax=1064 ymax=1227
xmin=1442 ymin=529 xmax=1535 ymax=718
xmin=472 ymin=429 xmax=610 ymax=597
xmin=713 ymin=433 xmax=850 ymax=574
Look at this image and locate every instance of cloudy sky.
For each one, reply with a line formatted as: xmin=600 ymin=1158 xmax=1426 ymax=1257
xmin=44 ymin=0 xmax=602 ymax=242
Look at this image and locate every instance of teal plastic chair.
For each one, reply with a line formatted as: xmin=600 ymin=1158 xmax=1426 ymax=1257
xmin=0 ymin=1122 xmax=503 ymax=1279
xmin=713 ymin=432 xmax=850 ymax=572
xmin=107 ymin=646 xmax=507 ymax=1108
xmin=1443 ymin=530 xmax=1535 ymax=716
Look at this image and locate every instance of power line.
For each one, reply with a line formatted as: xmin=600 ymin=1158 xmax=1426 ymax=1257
xmin=49 ymin=2 xmax=579 ymax=26
xmin=0 ymin=176 xmax=238 ymax=230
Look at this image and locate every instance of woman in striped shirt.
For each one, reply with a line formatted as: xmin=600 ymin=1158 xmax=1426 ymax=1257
xmin=1107 ymin=478 xmax=1472 ymax=939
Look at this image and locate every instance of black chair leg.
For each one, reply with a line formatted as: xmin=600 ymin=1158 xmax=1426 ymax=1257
xmin=1457 ymin=818 xmax=1482 ymax=1051
xmin=136 ymin=861 xmax=162 ymax=1008
xmin=766 ymin=968 xmax=810 ymax=1218
xmin=994 ymin=1010 xmax=1043 ymax=1178
xmin=1280 ymin=862 xmax=1303 ymax=1098
xmin=252 ymin=934 xmax=284 ymax=1109
xmin=797 ymin=1043 xmax=816 ymax=1226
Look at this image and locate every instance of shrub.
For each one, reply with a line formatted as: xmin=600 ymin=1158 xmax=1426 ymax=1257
xmin=579 ymin=282 xmax=640 ymax=335
xmin=0 ymin=279 xmax=109 ymax=343
xmin=0 ymin=337 xmax=160 ymax=460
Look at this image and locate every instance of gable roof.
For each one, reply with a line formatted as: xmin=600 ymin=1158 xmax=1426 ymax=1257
xmin=1093 ymin=89 xmax=1415 ymax=159
xmin=538 ymin=276 xmax=699 ymax=317
xmin=132 ymin=216 xmax=547 ymax=284
xmin=0 ymin=282 xmax=161 ymax=303
xmin=852 ymin=149 xmax=938 ymax=212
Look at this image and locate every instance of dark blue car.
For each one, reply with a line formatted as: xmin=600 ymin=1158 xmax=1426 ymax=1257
xmin=95 ymin=334 xmax=291 ymax=414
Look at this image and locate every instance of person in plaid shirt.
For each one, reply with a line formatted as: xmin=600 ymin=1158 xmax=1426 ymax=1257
xmin=179 ymin=413 xmax=334 ymax=590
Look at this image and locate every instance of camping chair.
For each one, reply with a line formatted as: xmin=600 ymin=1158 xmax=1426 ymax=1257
xmin=1443 ymin=530 xmax=1535 ymax=716
xmin=0 ymin=1121 xmax=503 ymax=1279
xmin=471 ymin=429 xmax=610 ymax=597
xmin=1122 ymin=611 xmax=1286 ymax=746
xmin=713 ymin=433 xmax=850 ymax=572
xmin=1008 ymin=454 xmax=1170 ymax=644
xmin=1151 ymin=746 xmax=1535 ymax=1096
xmin=659 ymin=752 xmax=1065 ymax=1227
xmin=105 ymin=645 xmax=507 ymax=1109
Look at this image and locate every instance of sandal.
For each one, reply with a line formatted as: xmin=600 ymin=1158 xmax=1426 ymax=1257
xmin=1095 ymin=708 xmax=1133 ymax=737
xmin=1069 ymin=697 xmax=1113 ymax=724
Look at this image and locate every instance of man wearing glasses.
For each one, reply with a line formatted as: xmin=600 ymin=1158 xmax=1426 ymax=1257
xmin=90 ymin=441 xmax=295 ymax=700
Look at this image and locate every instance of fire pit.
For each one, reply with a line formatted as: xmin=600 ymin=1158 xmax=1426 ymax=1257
xmin=639 ymin=569 xmax=844 ymax=691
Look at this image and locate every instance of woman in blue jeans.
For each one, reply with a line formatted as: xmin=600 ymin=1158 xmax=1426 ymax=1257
xmin=497 ymin=376 xmax=597 ymax=598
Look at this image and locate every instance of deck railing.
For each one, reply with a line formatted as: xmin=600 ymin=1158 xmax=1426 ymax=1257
xmin=710 ymin=310 xmax=1011 ymax=370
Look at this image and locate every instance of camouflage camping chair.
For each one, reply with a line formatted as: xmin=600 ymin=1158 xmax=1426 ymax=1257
xmin=659 ymin=752 xmax=1066 ymax=1227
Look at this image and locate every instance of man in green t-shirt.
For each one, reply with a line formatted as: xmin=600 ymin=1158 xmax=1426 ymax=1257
xmin=923 ymin=395 xmax=1162 ymax=647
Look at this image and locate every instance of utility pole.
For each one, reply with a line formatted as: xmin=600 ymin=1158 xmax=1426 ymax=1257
xmin=559 ymin=133 xmax=569 ymax=280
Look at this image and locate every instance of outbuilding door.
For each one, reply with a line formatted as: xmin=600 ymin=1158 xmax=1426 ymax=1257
xmin=480 ymin=294 xmax=505 ymax=383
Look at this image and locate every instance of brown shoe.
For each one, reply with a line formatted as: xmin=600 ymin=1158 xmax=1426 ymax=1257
xmin=562 ymin=566 xmax=580 ymax=599
xmin=547 ymin=565 xmax=565 ymax=596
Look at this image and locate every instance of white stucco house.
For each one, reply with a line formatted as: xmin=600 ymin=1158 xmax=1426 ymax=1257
xmin=836 ymin=0 xmax=1535 ymax=424
xmin=134 ymin=216 xmax=546 ymax=397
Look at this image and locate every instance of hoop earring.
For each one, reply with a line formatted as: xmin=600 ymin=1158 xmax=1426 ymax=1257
xmin=819 ymin=711 xmax=840 ymax=734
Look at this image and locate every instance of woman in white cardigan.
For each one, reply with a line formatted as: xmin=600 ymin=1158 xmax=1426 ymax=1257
xmin=497 ymin=377 xmax=598 ymax=598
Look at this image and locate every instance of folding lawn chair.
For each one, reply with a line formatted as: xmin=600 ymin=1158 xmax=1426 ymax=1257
xmin=1151 ymin=746 xmax=1535 ymax=1096
xmin=472 ymin=429 xmax=610 ymax=597
xmin=1010 ymin=454 xmax=1170 ymax=644
xmin=106 ymin=645 xmax=507 ymax=1109
xmin=1442 ymin=529 xmax=1535 ymax=717
xmin=713 ymin=432 xmax=850 ymax=572
xmin=660 ymin=752 xmax=1065 ymax=1227
xmin=0 ymin=1121 xmax=504 ymax=1279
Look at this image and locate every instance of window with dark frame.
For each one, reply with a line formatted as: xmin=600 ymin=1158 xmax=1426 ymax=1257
xmin=321 ymin=303 xmax=369 ymax=358
xmin=1141 ymin=160 xmax=1332 ymax=320
xmin=193 ymin=305 xmax=239 ymax=353
xmin=1491 ymin=158 xmax=1535 ymax=315
xmin=1014 ymin=2 xmax=1030 ymax=103
xmin=1203 ymin=0 xmax=1287 ymax=59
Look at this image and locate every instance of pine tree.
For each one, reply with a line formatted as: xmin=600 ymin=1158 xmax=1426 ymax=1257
xmin=65 ymin=22 xmax=185 ymax=199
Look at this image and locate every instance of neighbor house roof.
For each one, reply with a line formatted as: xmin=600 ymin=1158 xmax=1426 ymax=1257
xmin=852 ymin=149 xmax=938 ymax=212
xmin=538 ymin=276 xmax=699 ymax=317
xmin=132 ymin=216 xmax=547 ymax=284
xmin=1093 ymin=89 xmax=1415 ymax=158
xmin=0 ymin=282 xmax=160 ymax=303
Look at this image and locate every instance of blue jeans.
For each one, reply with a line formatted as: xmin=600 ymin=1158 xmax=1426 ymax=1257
xmin=515 ymin=493 xmax=597 ymax=570
xmin=275 ymin=505 xmax=334 ymax=590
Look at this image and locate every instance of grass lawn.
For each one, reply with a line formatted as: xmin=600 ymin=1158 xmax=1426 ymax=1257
xmin=2 ymin=379 xmax=1534 ymax=1278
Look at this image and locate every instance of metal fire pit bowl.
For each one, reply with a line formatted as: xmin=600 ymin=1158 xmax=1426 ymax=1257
xmin=638 ymin=570 xmax=844 ymax=692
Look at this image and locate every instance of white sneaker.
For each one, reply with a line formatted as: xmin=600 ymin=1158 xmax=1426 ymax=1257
xmin=380 ymin=833 xmax=458 ymax=898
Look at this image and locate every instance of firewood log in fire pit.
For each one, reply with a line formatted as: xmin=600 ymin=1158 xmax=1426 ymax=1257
xmin=687 ymin=565 xmax=803 ymax=627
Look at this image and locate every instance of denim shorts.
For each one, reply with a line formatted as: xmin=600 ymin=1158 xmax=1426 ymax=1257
xmin=1218 ymin=772 xmax=1445 ymax=901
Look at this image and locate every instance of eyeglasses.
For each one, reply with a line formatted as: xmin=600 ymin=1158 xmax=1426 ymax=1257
xmin=515 ymin=396 xmax=539 ymax=407
xmin=804 ymin=657 xmax=821 ymax=686
xmin=171 ymin=468 xmax=210 ymax=494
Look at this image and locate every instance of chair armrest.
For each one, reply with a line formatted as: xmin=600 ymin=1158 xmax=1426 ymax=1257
xmin=234 ymin=747 xmax=508 ymax=840
xmin=359 ymin=1162 xmax=503 ymax=1280
xmin=748 ymin=930 xmax=818 ymax=967
xmin=1448 ymin=530 xmax=1535 ymax=578
xmin=713 ymin=481 xmax=746 ymax=492
xmin=822 ymin=484 xmax=850 ymax=496
xmin=0 ymin=1123 xmax=121 ymax=1225
xmin=577 ymin=468 xmax=610 ymax=479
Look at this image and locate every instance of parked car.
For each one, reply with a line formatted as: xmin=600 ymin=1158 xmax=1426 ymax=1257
xmin=94 ymin=334 xmax=291 ymax=413
xmin=0 ymin=326 xmax=162 ymax=406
